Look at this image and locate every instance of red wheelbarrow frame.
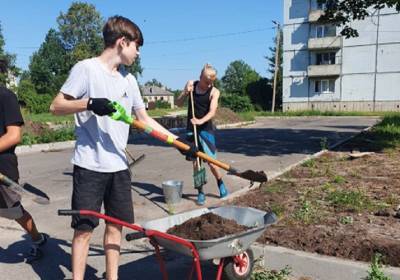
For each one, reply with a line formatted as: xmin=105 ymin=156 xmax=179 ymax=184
xmin=58 ymin=209 xmax=250 ymax=280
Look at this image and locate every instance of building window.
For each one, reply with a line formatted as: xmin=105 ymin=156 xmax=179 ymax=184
xmin=316 ymin=25 xmax=336 ymax=38
xmin=316 ymin=52 xmax=336 ymax=65
xmin=315 ymin=80 xmax=335 ymax=93
xmin=317 ymin=1 xmax=326 ymax=10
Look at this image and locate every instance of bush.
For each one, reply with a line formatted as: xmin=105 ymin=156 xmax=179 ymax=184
xmin=17 ymin=79 xmax=52 ymax=114
xmin=21 ymin=127 xmax=75 ymax=145
xmin=154 ymin=100 xmax=171 ymax=109
xmin=220 ymin=94 xmax=254 ymax=112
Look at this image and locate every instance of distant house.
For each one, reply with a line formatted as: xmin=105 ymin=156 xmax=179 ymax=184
xmin=141 ymin=85 xmax=174 ymax=109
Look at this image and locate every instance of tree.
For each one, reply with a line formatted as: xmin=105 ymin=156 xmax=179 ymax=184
xmin=318 ymin=0 xmax=400 ymax=38
xmin=145 ymin=78 xmax=164 ymax=87
xmin=265 ymin=29 xmax=283 ymax=111
xmin=57 ymin=2 xmax=143 ymax=77
xmin=57 ymin=2 xmax=103 ymax=54
xmin=247 ymin=78 xmax=274 ymax=111
xmin=0 ymin=21 xmax=19 ymax=87
xmin=29 ymin=29 xmax=69 ymax=95
xmin=126 ymin=57 xmax=143 ymax=78
xmin=221 ymin=60 xmax=261 ymax=96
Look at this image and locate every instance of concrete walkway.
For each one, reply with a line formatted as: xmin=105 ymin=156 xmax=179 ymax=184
xmin=0 ymin=116 xmax=382 ymax=279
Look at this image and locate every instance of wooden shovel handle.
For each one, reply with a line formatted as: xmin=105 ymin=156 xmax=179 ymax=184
xmin=130 ymin=118 xmax=232 ymax=171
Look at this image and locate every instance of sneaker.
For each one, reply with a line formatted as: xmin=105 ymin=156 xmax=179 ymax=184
xmin=196 ymin=192 xmax=205 ymax=206
xmin=26 ymin=233 xmax=48 ymax=264
xmin=218 ymin=182 xmax=228 ymax=198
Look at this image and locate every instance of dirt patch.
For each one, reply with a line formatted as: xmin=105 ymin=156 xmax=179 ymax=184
xmin=166 ymin=212 xmax=251 ymax=240
xmin=23 ymin=121 xmax=49 ymax=136
xmin=230 ymin=134 xmax=400 ymax=266
xmin=214 ymin=107 xmax=244 ymax=125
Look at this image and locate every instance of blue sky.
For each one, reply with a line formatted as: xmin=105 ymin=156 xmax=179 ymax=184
xmin=0 ymin=0 xmax=283 ymax=90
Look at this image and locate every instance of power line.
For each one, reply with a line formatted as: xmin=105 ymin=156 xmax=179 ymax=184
xmin=146 ymin=27 xmax=274 ymax=45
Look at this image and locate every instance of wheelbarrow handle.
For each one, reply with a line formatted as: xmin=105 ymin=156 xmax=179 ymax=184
xmin=126 ymin=232 xmax=147 ymax=241
xmin=58 ymin=209 xmax=81 ymax=216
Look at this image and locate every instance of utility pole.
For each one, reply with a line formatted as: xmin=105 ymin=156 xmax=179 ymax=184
xmin=271 ymin=21 xmax=281 ymax=113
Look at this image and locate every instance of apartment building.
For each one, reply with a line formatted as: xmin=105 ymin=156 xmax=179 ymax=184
xmin=283 ymin=0 xmax=400 ymax=111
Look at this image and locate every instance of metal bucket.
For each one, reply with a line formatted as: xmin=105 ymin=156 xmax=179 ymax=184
xmin=162 ymin=180 xmax=183 ymax=204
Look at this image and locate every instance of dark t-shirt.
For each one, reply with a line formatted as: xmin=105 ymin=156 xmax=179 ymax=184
xmin=0 ymin=86 xmax=24 ymax=181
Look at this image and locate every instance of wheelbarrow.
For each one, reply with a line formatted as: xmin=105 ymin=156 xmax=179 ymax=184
xmin=58 ymin=206 xmax=276 ymax=280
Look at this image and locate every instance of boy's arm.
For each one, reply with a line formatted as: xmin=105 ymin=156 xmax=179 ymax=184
xmin=0 ymin=126 xmax=21 ymax=152
xmin=191 ymin=88 xmax=220 ymax=125
xmin=175 ymin=80 xmax=194 ymax=107
xmin=50 ymin=93 xmax=115 ymax=116
xmin=50 ymin=93 xmax=89 ymax=115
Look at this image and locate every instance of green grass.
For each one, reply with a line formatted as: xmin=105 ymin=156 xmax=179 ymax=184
xmin=365 ymin=254 xmax=392 ymax=280
xmin=301 ymin=158 xmax=317 ymax=168
xmin=251 ymin=265 xmax=291 ymax=280
xmin=326 ymin=189 xmax=372 ymax=212
xmin=293 ymin=200 xmax=320 ymax=224
xmin=348 ymin=113 xmax=400 ymax=151
xmin=147 ymin=108 xmax=184 ymax=117
xmin=238 ymin=110 xmax=388 ymax=121
xmin=21 ymin=127 xmax=75 ymax=145
xmin=331 ymin=175 xmax=346 ymax=184
xmin=22 ymin=110 xmax=74 ymax=123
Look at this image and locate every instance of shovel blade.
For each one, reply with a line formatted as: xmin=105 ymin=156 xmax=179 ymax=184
xmin=235 ymin=170 xmax=268 ymax=183
xmin=22 ymin=183 xmax=50 ymax=205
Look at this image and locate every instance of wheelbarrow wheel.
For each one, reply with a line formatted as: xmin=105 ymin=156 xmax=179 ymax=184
xmin=222 ymin=249 xmax=254 ymax=280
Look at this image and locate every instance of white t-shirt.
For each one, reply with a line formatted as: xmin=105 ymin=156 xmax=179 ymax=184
xmin=61 ymin=58 xmax=145 ymax=172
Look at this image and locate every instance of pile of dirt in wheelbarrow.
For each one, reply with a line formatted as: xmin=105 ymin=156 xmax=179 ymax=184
xmin=167 ymin=212 xmax=251 ymax=240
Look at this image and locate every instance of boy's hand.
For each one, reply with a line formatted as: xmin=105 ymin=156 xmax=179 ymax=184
xmin=184 ymin=80 xmax=194 ymax=96
xmin=176 ymin=137 xmax=198 ymax=160
xmin=87 ymin=98 xmax=116 ymax=116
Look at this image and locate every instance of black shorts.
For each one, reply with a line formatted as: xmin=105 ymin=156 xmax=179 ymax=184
xmin=71 ymin=165 xmax=134 ymax=231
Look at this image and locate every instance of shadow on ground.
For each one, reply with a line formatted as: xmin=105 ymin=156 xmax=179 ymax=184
xmin=129 ymin=127 xmax=363 ymax=158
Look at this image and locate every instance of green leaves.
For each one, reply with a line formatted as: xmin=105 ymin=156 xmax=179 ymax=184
xmin=318 ymin=0 xmax=400 ymax=38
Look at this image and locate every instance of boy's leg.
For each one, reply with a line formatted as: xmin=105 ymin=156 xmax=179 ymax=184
xmin=208 ymin=163 xmax=228 ymax=198
xmin=104 ymin=223 xmax=122 ymax=280
xmin=15 ymin=208 xmax=41 ymax=241
xmin=72 ymin=229 xmax=93 ymax=280
xmin=199 ymin=130 xmax=228 ymax=198
xmin=71 ymin=165 xmax=108 ymax=280
xmin=104 ymin=169 xmax=133 ymax=279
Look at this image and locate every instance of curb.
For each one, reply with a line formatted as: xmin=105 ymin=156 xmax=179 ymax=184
xmin=16 ymin=141 xmax=76 ymax=155
xmin=15 ymin=121 xmax=256 ymax=156
xmin=250 ymin=244 xmax=400 ymax=280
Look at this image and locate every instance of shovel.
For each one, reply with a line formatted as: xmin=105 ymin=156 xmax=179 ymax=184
xmin=0 ymin=172 xmax=50 ymax=205
xmin=189 ymin=90 xmax=207 ymax=189
xmin=109 ymin=102 xmax=268 ymax=183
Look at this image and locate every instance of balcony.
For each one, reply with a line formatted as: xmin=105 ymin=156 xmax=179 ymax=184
xmin=308 ymin=37 xmax=341 ymax=50
xmin=309 ymin=10 xmax=325 ymax=23
xmin=308 ymin=64 xmax=341 ymax=77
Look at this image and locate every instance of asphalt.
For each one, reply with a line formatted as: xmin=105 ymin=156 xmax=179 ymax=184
xmin=0 ymin=116 xmax=382 ymax=280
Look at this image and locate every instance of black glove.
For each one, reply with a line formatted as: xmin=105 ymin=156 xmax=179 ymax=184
xmin=176 ymin=137 xmax=199 ymax=161
xmin=87 ymin=98 xmax=116 ymax=116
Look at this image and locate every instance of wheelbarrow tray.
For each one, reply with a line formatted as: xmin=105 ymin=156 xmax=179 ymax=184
xmin=142 ymin=206 xmax=276 ymax=261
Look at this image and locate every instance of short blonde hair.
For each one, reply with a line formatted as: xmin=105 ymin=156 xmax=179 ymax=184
xmin=201 ymin=63 xmax=217 ymax=81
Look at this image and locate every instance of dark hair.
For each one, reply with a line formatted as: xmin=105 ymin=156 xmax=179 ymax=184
xmin=103 ymin=16 xmax=144 ymax=48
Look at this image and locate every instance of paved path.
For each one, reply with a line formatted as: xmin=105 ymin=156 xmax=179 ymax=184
xmin=0 ymin=116 xmax=379 ymax=279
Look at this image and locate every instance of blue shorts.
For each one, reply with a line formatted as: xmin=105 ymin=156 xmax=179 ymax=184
xmin=186 ymin=130 xmax=217 ymax=160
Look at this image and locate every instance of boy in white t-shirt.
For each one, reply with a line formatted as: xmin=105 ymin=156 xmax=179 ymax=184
xmin=50 ymin=16 xmax=196 ymax=280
